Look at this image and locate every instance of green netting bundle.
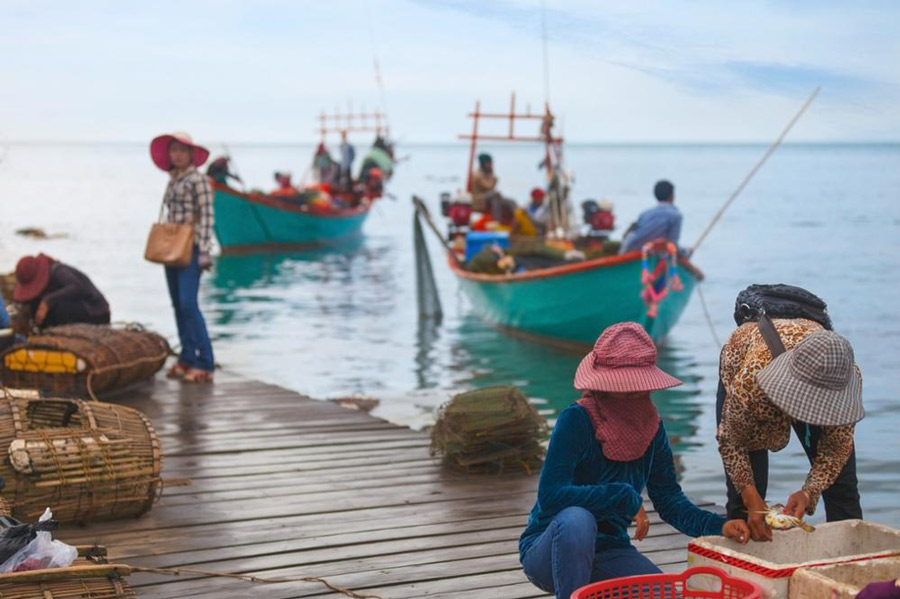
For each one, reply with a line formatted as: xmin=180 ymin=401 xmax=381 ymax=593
xmin=430 ymin=386 xmax=549 ymax=474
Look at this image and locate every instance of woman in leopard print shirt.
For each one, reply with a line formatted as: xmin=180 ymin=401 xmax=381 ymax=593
xmin=717 ymin=318 xmax=861 ymax=541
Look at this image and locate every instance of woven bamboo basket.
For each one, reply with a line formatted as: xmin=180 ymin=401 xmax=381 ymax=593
xmin=0 ymin=391 xmax=161 ymax=524
xmin=0 ymin=546 xmax=134 ymax=599
xmin=0 ymin=324 xmax=169 ymax=398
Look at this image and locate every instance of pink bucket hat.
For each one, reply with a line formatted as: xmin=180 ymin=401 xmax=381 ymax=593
xmin=574 ymin=322 xmax=682 ymax=392
xmin=150 ymin=132 xmax=210 ymax=172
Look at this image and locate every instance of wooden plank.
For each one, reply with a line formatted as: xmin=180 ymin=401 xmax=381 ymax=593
xmin=54 ymin=372 xmax=712 ymax=599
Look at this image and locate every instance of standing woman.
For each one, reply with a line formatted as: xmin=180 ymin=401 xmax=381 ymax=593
xmin=150 ymin=132 xmax=215 ymax=383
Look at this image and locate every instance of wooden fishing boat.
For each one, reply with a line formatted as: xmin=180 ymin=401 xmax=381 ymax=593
xmin=451 ymin=249 xmax=702 ymax=345
xmin=213 ymin=110 xmax=393 ymax=253
xmin=212 ymin=182 xmax=373 ymax=253
xmin=416 ymin=95 xmax=701 ymax=345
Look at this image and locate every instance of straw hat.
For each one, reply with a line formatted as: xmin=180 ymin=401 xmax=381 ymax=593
xmin=574 ymin=322 xmax=682 ymax=392
xmin=756 ymin=330 xmax=864 ymax=426
xmin=13 ymin=254 xmax=54 ymax=302
xmin=149 ymin=132 xmax=210 ymax=172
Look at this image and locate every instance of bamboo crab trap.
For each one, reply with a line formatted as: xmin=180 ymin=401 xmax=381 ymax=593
xmin=430 ymin=386 xmax=548 ymax=474
xmin=0 ymin=324 xmax=169 ymax=399
xmin=0 ymin=390 xmax=161 ymax=524
xmin=0 ymin=546 xmax=135 ymax=599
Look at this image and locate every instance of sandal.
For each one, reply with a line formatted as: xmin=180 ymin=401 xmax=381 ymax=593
xmin=166 ymin=362 xmax=190 ymax=379
xmin=182 ymin=368 xmax=214 ymax=384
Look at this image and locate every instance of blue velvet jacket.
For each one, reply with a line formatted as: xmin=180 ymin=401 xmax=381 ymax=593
xmin=519 ymin=404 xmax=726 ymax=559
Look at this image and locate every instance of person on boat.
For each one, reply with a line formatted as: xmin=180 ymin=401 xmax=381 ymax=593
xmin=270 ymin=171 xmax=300 ymax=197
xmin=206 ymin=156 xmax=242 ymax=187
xmin=717 ymin=284 xmax=864 ymax=541
xmin=149 ymin=131 xmax=215 ymax=384
xmin=12 ymin=253 xmax=110 ymax=329
xmin=620 ymin=180 xmax=685 ymax=255
xmin=470 ymin=153 xmax=498 ymax=213
xmin=359 ymin=136 xmax=394 ymax=182
xmin=313 ymin=143 xmax=339 ymax=186
xmin=527 ymin=188 xmax=549 ymax=234
xmin=338 ymin=131 xmax=356 ymax=192
xmin=520 ymin=323 xmax=750 ymax=599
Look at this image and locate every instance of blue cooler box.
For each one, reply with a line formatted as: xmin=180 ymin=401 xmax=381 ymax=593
xmin=465 ymin=231 xmax=510 ymax=262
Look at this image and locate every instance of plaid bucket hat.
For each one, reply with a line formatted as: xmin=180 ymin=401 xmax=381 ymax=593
xmin=574 ymin=322 xmax=682 ymax=392
xmin=756 ymin=330 xmax=864 ymax=426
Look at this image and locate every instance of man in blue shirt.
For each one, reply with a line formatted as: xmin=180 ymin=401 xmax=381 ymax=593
xmin=620 ymin=180 xmax=685 ymax=255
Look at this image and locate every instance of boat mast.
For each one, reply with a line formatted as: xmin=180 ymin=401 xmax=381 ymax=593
xmin=464 ymin=101 xmax=481 ymax=193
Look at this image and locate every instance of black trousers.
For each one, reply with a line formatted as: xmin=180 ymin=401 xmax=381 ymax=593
xmin=716 ymin=379 xmax=862 ymax=521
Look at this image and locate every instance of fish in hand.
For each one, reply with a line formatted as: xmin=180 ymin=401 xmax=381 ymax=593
xmin=754 ymin=503 xmax=815 ymax=532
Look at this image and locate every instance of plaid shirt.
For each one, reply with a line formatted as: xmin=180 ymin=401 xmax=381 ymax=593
xmin=164 ymin=167 xmax=214 ymax=255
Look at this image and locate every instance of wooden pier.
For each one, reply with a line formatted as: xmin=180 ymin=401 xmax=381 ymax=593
xmin=60 ymin=372 xmax=718 ymax=598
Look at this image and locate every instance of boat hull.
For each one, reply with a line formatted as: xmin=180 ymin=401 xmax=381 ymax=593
xmin=453 ymin=253 xmax=700 ymax=345
xmin=213 ymin=183 xmax=371 ymax=253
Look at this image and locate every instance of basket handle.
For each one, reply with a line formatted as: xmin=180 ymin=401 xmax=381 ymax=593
xmin=682 ymin=566 xmax=763 ymax=598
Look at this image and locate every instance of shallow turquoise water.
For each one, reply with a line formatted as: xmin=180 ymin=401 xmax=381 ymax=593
xmin=1 ymin=142 xmax=897 ymax=525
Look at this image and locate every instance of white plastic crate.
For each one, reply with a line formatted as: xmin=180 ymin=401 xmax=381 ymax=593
xmin=790 ymin=556 xmax=900 ymax=599
xmin=687 ymin=520 xmax=900 ymax=599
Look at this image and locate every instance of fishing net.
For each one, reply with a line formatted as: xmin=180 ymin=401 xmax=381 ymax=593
xmin=430 ymin=386 xmax=548 ymax=474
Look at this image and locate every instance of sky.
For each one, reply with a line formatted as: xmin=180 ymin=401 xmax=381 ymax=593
xmin=1 ymin=0 xmax=898 ymax=143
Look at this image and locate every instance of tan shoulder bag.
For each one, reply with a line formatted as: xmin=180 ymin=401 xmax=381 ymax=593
xmin=144 ymin=195 xmax=194 ymax=267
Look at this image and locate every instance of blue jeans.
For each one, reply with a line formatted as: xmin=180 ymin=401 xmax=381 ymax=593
xmin=521 ymin=507 xmax=660 ymax=599
xmin=165 ymin=246 xmax=214 ymax=371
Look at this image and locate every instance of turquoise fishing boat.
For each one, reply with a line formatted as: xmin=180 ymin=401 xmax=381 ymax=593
xmin=212 ymin=182 xmax=372 ymax=253
xmin=416 ymin=95 xmax=700 ymax=346
xmin=450 ymin=250 xmax=702 ymax=345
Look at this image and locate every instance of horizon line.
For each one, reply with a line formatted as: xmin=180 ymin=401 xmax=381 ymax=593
xmin=3 ymin=139 xmax=899 ymax=147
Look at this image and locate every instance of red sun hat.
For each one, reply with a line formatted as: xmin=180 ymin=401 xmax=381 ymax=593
xmin=530 ymin=187 xmax=546 ymax=200
xmin=150 ymin=132 xmax=210 ymax=172
xmin=574 ymin=322 xmax=683 ymax=392
xmin=13 ymin=254 xmax=55 ymax=302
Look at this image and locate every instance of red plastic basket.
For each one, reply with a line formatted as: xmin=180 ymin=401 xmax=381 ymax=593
xmin=571 ymin=566 xmax=763 ymax=599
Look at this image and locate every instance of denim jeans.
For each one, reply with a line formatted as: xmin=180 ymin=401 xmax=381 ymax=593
xmin=521 ymin=507 xmax=660 ymax=599
xmin=715 ymin=378 xmax=861 ymax=521
xmin=165 ymin=246 xmax=214 ymax=371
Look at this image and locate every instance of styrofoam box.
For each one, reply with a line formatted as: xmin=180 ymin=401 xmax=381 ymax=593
xmin=791 ymin=556 xmax=900 ymax=599
xmin=687 ymin=520 xmax=900 ymax=599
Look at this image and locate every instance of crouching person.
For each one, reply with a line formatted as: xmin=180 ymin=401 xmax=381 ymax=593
xmin=519 ymin=323 xmax=749 ymax=599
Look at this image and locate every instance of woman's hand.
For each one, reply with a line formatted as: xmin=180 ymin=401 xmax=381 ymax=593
xmin=632 ymin=505 xmax=650 ymax=541
xmin=785 ymin=490 xmax=811 ymax=518
xmin=198 ymin=252 xmax=213 ymax=271
xmin=741 ymin=486 xmax=773 ymax=542
xmin=34 ymin=301 xmax=49 ymax=326
xmin=722 ymin=519 xmax=751 ymax=544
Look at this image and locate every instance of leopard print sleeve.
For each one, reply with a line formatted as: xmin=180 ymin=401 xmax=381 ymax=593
xmin=717 ymin=326 xmax=756 ymax=493
xmin=802 ymin=424 xmax=855 ymax=513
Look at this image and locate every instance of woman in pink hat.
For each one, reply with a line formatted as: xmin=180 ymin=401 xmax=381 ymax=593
xmin=519 ymin=322 xmax=750 ymax=599
xmin=150 ymin=132 xmax=215 ymax=383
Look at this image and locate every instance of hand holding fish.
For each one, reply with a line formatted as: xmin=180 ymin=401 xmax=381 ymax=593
xmin=741 ymin=487 xmax=773 ymax=542
xmin=784 ymin=489 xmax=811 ymax=519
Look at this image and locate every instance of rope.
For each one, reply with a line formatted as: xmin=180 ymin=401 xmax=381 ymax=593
xmin=690 ymin=87 xmax=820 ymax=255
xmin=85 ymin=350 xmax=171 ymax=402
xmin=696 ymin=282 xmax=722 ymax=347
xmin=540 ymin=0 xmax=551 ymax=105
xmin=129 ymin=565 xmax=383 ymax=598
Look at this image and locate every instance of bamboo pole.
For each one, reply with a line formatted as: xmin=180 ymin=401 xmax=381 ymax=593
xmin=690 ymin=87 xmax=820 ymax=255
